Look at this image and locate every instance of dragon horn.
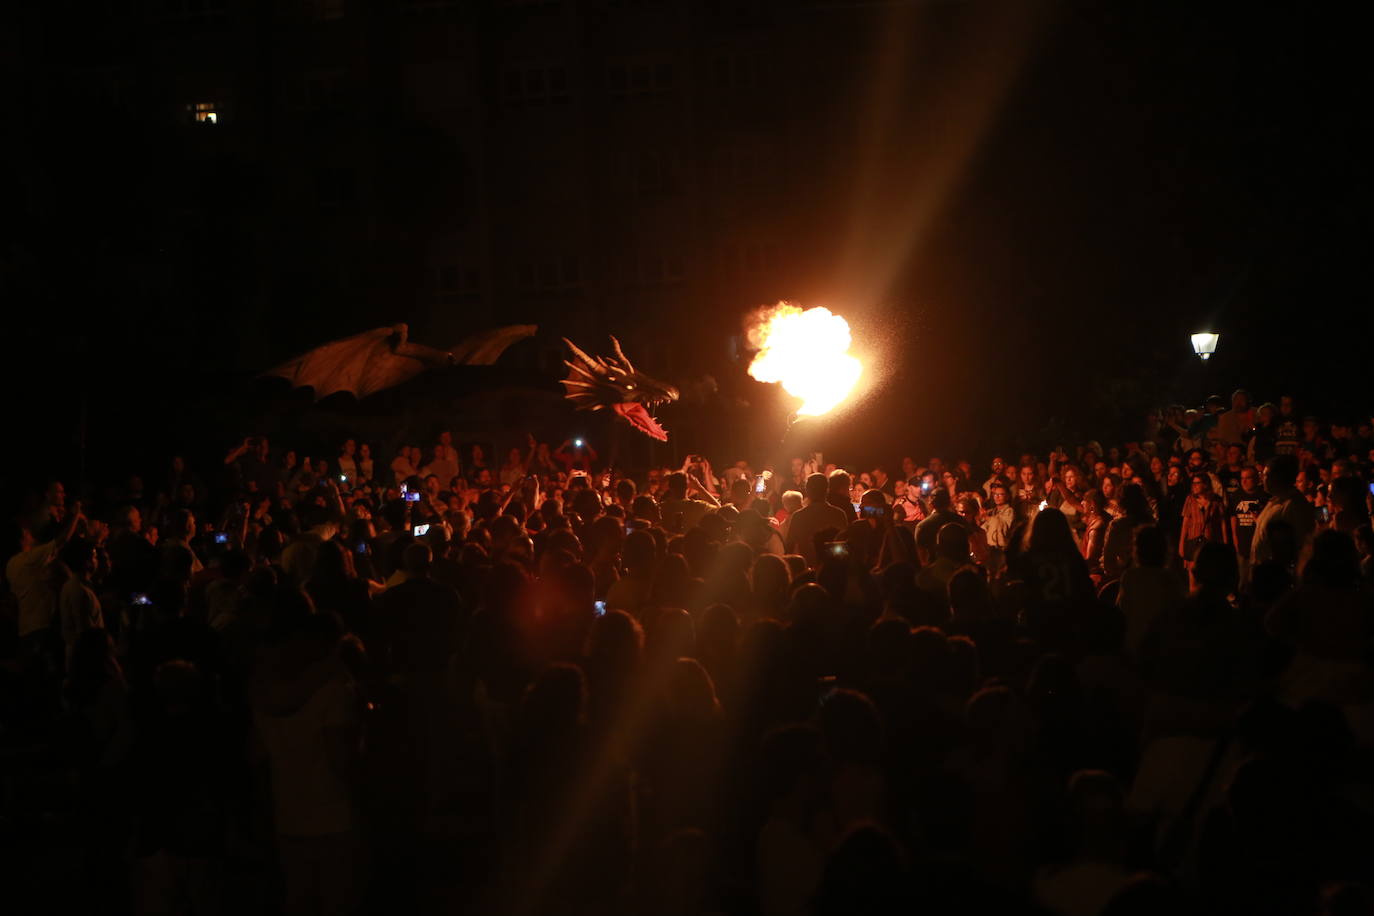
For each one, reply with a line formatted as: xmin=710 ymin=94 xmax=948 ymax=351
xmin=563 ymin=359 xmax=597 ymax=380
xmin=608 ymin=336 xmax=636 ymax=374
xmin=563 ymin=338 xmax=603 ymax=372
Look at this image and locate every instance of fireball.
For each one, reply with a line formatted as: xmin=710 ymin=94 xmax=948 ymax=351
xmin=746 ymin=303 xmax=863 ymax=417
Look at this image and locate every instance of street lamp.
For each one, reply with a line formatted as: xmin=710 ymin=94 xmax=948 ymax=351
xmin=1191 ymin=332 xmax=1219 ymax=361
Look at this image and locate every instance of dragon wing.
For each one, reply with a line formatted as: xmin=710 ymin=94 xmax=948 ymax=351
xmin=446 ymin=324 xmax=539 ymax=365
xmin=263 ymin=325 xmax=424 ymax=400
xmin=264 ymin=323 xmax=539 ymax=400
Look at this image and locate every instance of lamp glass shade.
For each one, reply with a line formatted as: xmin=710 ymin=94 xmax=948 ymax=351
xmin=1191 ymin=332 xmax=1219 ymax=360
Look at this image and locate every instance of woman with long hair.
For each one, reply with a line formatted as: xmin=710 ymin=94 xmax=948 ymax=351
xmin=1079 ymin=490 xmax=1108 ymax=575
xmin=1101 ymin=483 xmax=1155 ymax=579
xmin=356 ymin=442 xmax=374 ymax=483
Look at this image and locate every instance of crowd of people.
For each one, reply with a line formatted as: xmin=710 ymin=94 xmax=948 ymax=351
xmin=3 ymin=388 xmax=1374 ymax=915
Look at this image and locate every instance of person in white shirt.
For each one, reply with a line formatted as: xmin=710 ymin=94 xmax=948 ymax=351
xmin=425 ymin=431 xmax=461 ymax=488
xmin=8 ymin=507 xmax=83 ymax=655
xmin=390 ymin=446 xmax=418 ymax=487
xmin=252 ymin=612 xmax=362 ymax=915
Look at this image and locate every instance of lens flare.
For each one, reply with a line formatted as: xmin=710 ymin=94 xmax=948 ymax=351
xmin=745 ymin=303 xmax=863 ymax=417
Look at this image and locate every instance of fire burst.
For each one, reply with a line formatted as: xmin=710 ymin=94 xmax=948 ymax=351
xmin=745 ymin=303 xmax=863 ymax=417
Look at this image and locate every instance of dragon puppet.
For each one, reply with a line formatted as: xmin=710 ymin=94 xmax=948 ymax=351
xmin=560 ymin=336 xmax=679 ymax=441
xmin=263 ymin=324 xmax=680 ymax=440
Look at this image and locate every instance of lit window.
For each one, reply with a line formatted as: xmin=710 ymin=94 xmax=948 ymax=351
xmin=188 ymin=102 xmax=217 ymax=124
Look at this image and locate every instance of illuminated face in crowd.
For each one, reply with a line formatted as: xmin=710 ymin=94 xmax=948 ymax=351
xmin=1062 ymin=467 xmax=1079 ymax=491
xmin=991 ymin=486 xmax=1008 ymax=506
xmin=1167 ymin=466 xmax=1183 ymax=487
xmin=1239 ymin=469 xmax=1258 ymax=492
xmin=1019 ymin=466 xmax=1036 ymax=488
xmin=1101 ymin=477 xmax=1117 ymax=500
xmin=1191 ymin=474 xmax=1209 ymax=496
xmin=1093 ymin=462 xmax=1108 ymax=481
xmin=991 ymin=457 xmax=1004 ymax=475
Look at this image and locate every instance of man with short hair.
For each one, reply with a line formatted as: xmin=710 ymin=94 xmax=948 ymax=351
xmin=981 ymin=482 xmax=1015 ymax=578
xmin=1214 ymin=389 xmax=1255 ymax=447
xmin=915 ymin=489 xmax=963 ymax=564
xmin=1273 ymin=395 xmax=1301 ymax=455
xmin=1251 ymin=454 xmax=1316 ymax=567
xmin=1228 ymin=466 xmax=1268 ymax=587
xmin=827 ymin=469 xmax=857 ymax=522
xmin=982 ymin=457 xmax=1007 ymax=498
xmin=378 ymin=543 xmax=466 ymax=675
xmin=784 ymin=473 xmax=849 ymax=567
xmin=1217 ymin=444 xmax=1246 ymax=498
xmin=7 ymin=506 xmax=83 ymax=662
xmin=658 ymin=471 xmax=714 ymax=534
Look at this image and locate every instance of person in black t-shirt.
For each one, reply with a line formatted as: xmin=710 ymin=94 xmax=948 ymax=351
xmin=1228 ymin=465 xmax=1268 ymax=586
xmin=1217 ymin=444 xmax=1246 ymax=499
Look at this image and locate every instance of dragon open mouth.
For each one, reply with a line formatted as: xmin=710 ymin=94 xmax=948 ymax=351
xmin=613 ymin=401 xmax=669 ymax=441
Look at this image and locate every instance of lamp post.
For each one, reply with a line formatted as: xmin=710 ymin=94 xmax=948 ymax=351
xmin=1191 ymin=332 xmax=1219 ymax=361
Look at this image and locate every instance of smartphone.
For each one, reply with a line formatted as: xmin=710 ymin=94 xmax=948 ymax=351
xmin=1317 ymin=506 xmax=1330 ymax=525
xmin=1368 ymin=482 xmax=1374 ymax=497
xmin=754 ymin=474 xmax=767 ymax=494
xmin=413 ymin=523 xmax=431 ymax=536
xmin=338 ymin=474 xmax=348 ymax=483
xmin=861 ymin=504 xmax=886 ymax=519
xmin=574 ymin=438 xmax=585 ymax=448
xmin=921 ymin=480 xmax=932 ymax=493
xmin=826 ymin=540 xmax=850 ymax=559
xmin=214 ymin=532 xmax=229 ymax=544
xmin=405 ymin=491 xmax=421 ymax=503
xmin=131 ymin=593 xmax=152 ymax=606
xmin=593 ymin=600 xmax=607 ymax=617
xmin=356 ymin=541 xmax=370 ymax=556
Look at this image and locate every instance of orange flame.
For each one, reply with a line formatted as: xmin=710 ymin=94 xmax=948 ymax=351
xmin=746 ymin=303 xmax=863 ymax=417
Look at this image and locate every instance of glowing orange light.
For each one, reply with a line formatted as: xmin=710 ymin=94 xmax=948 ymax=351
xmin=745 ymin=302 xmax=863 ymax=417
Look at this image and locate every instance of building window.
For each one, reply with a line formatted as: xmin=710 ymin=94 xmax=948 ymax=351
xmin=436 ymin=265 xmax=481 ymax=303
xmin=315 ymin=168 xmax=356 ymax=208
xmin=627 ymin=149 xmax=678 ymax=196
xmin=308 ymin=0 xmax=344 ymax=21
xmin=512 ymin=256 xmax=580 ymax=291
xmin=607 ymin=61 xmax=676 ymax=98
xmin=711 ymin=53 xmax=765 ymax=91
xmin=158 ymin=0 xmax=226 ymax=22
xmin=504 ymin=66 xmax=570 ymax=106
xmin=618 ymin=252 xmax=684 ymax=287
xmin=303 ymin=71 xmax=348 ymax=113
xmin=187 ymin=102 xmax=217 ymax=123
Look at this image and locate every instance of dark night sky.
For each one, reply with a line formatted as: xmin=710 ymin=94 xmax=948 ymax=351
xmin=3 ymin=1 xmax=1369 ymax=494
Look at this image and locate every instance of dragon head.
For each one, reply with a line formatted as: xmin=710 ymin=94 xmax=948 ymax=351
xmin=562 ymin=337 xmax=679 ymax=441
